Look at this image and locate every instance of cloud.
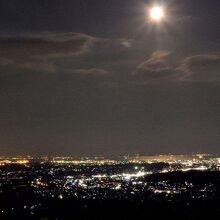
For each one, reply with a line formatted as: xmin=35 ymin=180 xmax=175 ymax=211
xmin=135 ymin=51 xmax=220 ymax=84
xmin=135 ymin=51 xmax=181 ymax=82
xmin=120 ymin=40 xmax=132 ymax=48
xmin=0 ymin=32 xmax=96 ymax=58
xmin=179 ymin=52 xmax=220 ymax=82
xmin=0 ymin=32 xmax=97 ymax=73
xmin=145 ymin=51 xmax=171 ymax=62
xmin=4 ymin=32 xmax=219 ymax=87
xmin=0 ymin=32 xmax=137 ymax=76
xmin=138 ymin=51 xmax=171 ymax=72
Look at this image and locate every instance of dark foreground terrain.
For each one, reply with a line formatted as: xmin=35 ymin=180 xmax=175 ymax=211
xmin=1 ymin=197 xmax=219 ymax=220
xmin=0 ymin=162 xmax=219 ymax=219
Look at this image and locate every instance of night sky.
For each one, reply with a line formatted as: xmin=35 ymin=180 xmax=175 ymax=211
xmin=0 ymin=0 xmax=219 ymax=156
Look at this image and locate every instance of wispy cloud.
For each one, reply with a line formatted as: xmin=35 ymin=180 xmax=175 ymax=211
xmin=133 ymin=51 xmax=182 ymax=83
xmin=0 ymin=32 xmax=98 ymax=73
xmin=178 ymin=52 xmax=220 ymax=82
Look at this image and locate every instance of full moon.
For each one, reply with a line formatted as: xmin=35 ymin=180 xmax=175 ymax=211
xmin=150 ymin=6 xmax=165 ymax=21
